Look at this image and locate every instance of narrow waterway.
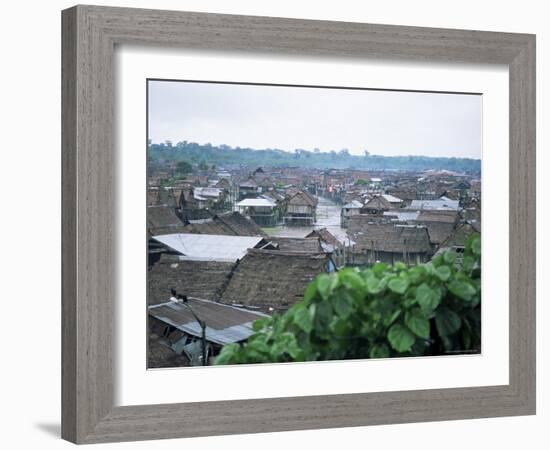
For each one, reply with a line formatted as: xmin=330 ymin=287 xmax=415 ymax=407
xmin=263 ymin=196 xmax=349 ymax=243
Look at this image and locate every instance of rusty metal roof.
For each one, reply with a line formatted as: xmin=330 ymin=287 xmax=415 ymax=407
xmin=148 ymin=298 xmax=268 ymax=346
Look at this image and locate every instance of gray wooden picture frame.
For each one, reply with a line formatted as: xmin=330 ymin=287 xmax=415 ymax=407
xmin=61 ymin=5 xmax=536 ymax=444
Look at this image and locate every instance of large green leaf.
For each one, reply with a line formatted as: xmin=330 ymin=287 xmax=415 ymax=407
xmin=365 ymin=273 xmax=384 ymax=294
xmin=415 ymin=283 xmax=441 ymax=313
xmin=369 ymin=343 xmax=390 ymax=359
xmin=434 ymin=265 xmax=451 ymax=281
xmin=252 ymin=317 xmax=270 ymax=332
xmin=405 ymin=309 xmax=430 ymax=338
xmin=214 ymin=343 xmax=240 ymax=365
xmin=330 ymin=317 xmax=351 ymax=336
xmin=313 ymin=299 xmax=333 ymax=333
xmin=448 ymin=280 xmax=476 ymax=301
xmin=316 ymin=274 xmax=333 ymax=300
xmin=435 ymin=307 xmax=462 ymax=337
xmin=293 ymin=304 xmax=314 ymax=333
xmin=471 ymin=236 xmax=481 ymax=256
xmin=340 ymin=269 xmax=365 ymax=290
xmin=246 ymin=338 xmax=271 ymax=355
xmin=371 ymin=262 xmax=388 ymax=277
xmin=408 ymin=265 xmax=427 ymax=284
xmin=388 ymin=277 xmax=409 ymax=295
xmin=443 ymin=250 xmax=457 ymax=265
xmin=271 ymin=332 xmax=298 ymax=359
xmin=333 ymin=291 xmax=354 ymax=319
xmin=303 ymin=280 xmax=319 ymax=303
xmin=387 ymin=323 xmax=416 ymax=352
xmin=383 ymin=309 xmax=402 ymax=327
xmin=461 ymin=255 xmax=475 ymax=274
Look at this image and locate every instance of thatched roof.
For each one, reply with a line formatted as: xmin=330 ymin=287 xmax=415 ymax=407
xmin=364 ymin=195 xmax=392 ymax=210
xmin=148 ymin=254 xmax=235 ymax=305
xmin=305 ymin=228 xmax=341 ymax=248
xmin=220 ymin=249 xmax=328 ymax=312
xmin=148 ymin=188 xmax=160 ymax=206
xmin=348 ymin=214 xmax=393 ymax=232
xmin=262 ymin=190 xmax=285 ymax=203
xmin=421 ymin=222 xmax=456 ymax=245
xmin=439 ymin=222 xmax=479 ymax=250
xmin=266 ymin=237 xmax=323 ymax=253
xmin=386 ymin=189 xmax=417 ymax=202
xmin=214 ymin=178 xmax=231 ymax=190
xmin=288 ymin=190 xmax=317 ymax=207
xmin=416 ymin=210 xmax=459 ymax=224
xmin=147 ymin=331 xmax=190 ymax=368
xmin=183 ymin=212 xmax=266 ymax=236
xmin=239 ymin=179 xmax=258 ymax=188
xmin=412 ymin=211 xmax=460 ymax=245
xmin=147 ymin=205 xmax=187 ymax=235
xmin=148 ymin=187 xmax=178 ymax=207
xmin=350 ymin=223 xmax=432 ymax=254
xmin=178 ymin=208 xmax=215 ymax=222
xmin=462 ymin=206 xmax=481 ymax=225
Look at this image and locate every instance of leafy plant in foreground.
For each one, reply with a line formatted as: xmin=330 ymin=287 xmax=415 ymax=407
xmin=215 ymin=234 xmax=481 ymax=365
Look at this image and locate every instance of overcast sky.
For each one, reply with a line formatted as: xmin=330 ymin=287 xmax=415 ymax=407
xmin=148 ymin=80 xmax=481 ymax=159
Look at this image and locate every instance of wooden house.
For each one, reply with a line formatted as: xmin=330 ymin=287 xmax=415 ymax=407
xmin=349 ymin=223 xmax=432 ymax=266
xmin=362 ymin=195 xmax=392 ymax=215
xmin=238 ymin=179 xmax=260 ymax=200
xmin=236 ymin=197 xmax=278 ymax=227
xmin=284 ymin=190 xmax=317 ymax=226
xmin=306 ymin=228 xmax=346 ymax=267
xmin=341 ymin=200 xmax=363 ymax=228
xmin=413 ymin=210 xmax=459 ymax=251
xmin=436 ymin=222 xmax=479 ymax=255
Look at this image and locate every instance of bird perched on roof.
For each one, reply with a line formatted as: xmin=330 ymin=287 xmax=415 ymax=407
xmin=170 ymin=288 xmax=188 ymax=303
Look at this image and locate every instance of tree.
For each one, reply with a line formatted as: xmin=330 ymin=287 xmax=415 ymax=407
xmin=175 ymin=160 xmax=192 ymax=174
xmin=215 ymin=235 xmax=481 ymax=365
xmin=198 ymin=162 xmax=209 ymax=171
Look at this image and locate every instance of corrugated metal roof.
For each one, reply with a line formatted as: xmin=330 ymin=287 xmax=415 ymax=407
xmin=152 ymin=233 xmax=264 ymax=262
xmin=383 ymin=211 xmax=419 ymax=221
xmin=194 ymin=187 xmax=222 ymax=197
xmin=149 ymin=298 xmax=267 ymax=345
xmin=342 ymin=200 xmax=363 ymax=209
xmin=237 ymin=198 xmax=275 ymax=207
xmin=381 ymin=194 xmax=403 ymax=203
xmin=407 ymin=198 xmax=460 ymax=211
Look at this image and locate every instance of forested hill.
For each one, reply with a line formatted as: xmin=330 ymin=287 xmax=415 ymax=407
xmin=148 ymin=141 xmax=481 ymax=173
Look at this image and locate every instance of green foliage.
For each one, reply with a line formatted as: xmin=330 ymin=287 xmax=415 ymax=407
xmin=149 ymin=142 xmax=481 ymax=173
xmin=175 ymin=160 xmax=193 ymax=174
xmin=354 ymin=178 xmax=369 ymax=185
xmin=215 ymin=235 xmax=482 ymax=365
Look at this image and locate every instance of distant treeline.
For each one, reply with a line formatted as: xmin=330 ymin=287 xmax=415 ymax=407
xmin=148 ymin=141 xmax=481 ymax=173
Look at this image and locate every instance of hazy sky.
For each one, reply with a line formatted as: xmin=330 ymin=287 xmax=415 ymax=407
xmin=148 ymin=80 xmax=481 ymax=159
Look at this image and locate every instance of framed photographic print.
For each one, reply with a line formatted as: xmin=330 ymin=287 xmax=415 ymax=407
xmin=62 ymin=5 xmax=536 ymax=444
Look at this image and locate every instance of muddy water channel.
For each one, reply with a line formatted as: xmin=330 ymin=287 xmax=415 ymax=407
xmin=264 ymin=196 xmax=349 ymax=242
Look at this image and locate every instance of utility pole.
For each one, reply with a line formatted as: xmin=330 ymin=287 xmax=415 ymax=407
xmin=171 ymin=289 xmax=208 ymax=366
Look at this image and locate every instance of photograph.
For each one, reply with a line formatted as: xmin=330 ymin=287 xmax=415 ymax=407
xmin=146 ymin=79 xmax=482 ymax=368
